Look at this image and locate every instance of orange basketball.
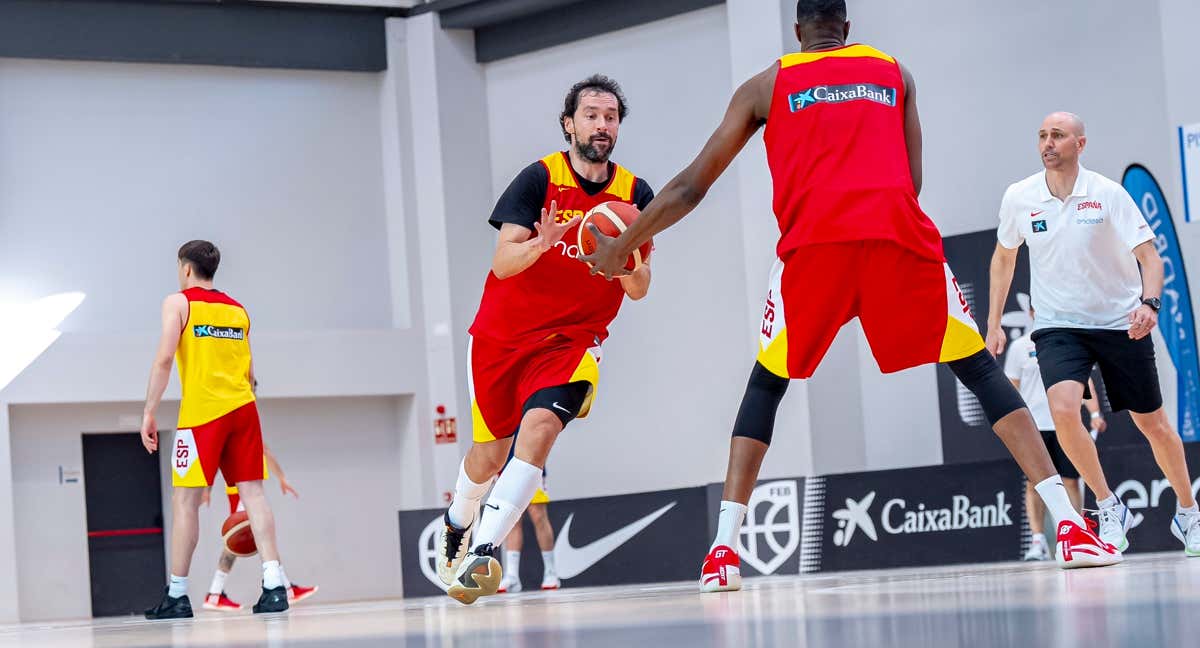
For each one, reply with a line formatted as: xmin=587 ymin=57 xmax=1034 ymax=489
xmin=221 ymin=510 xmax=257 ymax=557
xmin=578 ymin=201 xmax=652 ymax=272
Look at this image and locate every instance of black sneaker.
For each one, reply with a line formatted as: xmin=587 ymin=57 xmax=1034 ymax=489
xmin=446 ymin=543 xmax=501 ymax=606
xmin=252 ymin=585 xmax=290 ymax=614
xmin=144 ymin=589 xmax=193 ymax=620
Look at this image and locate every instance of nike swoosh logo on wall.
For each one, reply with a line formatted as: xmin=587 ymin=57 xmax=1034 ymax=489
xmin=553 ymin=502 xmax=677 ymax=579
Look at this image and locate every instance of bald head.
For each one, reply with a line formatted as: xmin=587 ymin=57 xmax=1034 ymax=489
xmin=1043 ymin=112 xmax=1086 ymax=136
xmin=1038 ymin=112 xmax=1087 ymax=172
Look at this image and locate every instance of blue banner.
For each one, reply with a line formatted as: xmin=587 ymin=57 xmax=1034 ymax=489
xmin=1122 ymin=164 xmax=1200 ymax=441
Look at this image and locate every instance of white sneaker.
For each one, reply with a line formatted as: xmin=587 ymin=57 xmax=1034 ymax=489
xmin=1023 ymin=534 xmax=1050 ymax=561
xmin=436 ymin=511 xmax=474 ymax=586
xmin=1097 ymin=501 xmax=1133 ymax=552
xmin=1170 ymin=510 xmax=1200 ymax=557
xmin=497 ymin=575 xmax=521 ymax=593
xmin=541 ymin=572 xmax=561 ymax=590
xmin=447 ymin=544 xmax=502 ymax=606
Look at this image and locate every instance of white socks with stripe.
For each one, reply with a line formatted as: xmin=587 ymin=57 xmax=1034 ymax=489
xmin=1034 ymin=476 xmax=1086 ymax=526
xmin=711 ymin=500 xmax=748 ymax=552
xmin=448 ymin=459 xmax=493 ymax=529
xmin=473 ymin=458 xmax=542 ymax=549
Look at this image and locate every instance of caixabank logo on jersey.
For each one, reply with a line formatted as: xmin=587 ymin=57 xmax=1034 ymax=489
xmin=192 ymin=324 xmax=244 ymax=340
xmin=806 ymin=460 xmax=1025 ymax=572
xmin=1083 ymin=442 xmax=1200 ymax=553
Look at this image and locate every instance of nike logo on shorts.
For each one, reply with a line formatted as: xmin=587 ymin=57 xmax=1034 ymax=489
xmin=552 ymin=402 xmax=571 ymax=414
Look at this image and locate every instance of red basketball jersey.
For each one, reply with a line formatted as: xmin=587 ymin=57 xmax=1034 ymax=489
xmin=764 ymin=44 xmax=943 ymax=261
xmin=470 ymin=152 xmax=640 ymax=345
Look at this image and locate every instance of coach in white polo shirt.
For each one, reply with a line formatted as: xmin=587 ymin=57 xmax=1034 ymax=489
xmin=987 ymin=111 xmax=1199 ymax=557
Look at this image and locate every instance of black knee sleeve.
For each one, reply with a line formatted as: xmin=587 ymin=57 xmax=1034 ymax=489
xmin=731 ymin=362 xmax=790 ymax=446
xmin=947 ymin=349 xmax=1026 ymax=425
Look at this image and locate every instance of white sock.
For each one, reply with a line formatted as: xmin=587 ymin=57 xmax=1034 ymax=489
xmin=711 ymin=501 xmax=748 ymax=551
xmin=262 ymin=560 xmax=284 ymax=590
xmin=1178 ymin=503 xmax=1199 ymax=515
xmin=504 ymin=550 xmax=521 ymax=577
xmin=1034 ymin=476 xmax=1086 ymax=526
xmin=473 ymin=458 xmax=542 ymax=548
xmin=1097 ymin=493 xmax=1120 ymax=509
xmin=542 ymin=550 xmax=556 ymax=578
xmin=208 ymin=569 xmax=228 ymax=595
xmin=280 ymin=565 xmax=292 ymax=590
xmin=447 ymin=459 xmax=493 ymax=529
xmin=168 ymin=574 xmax=188 ymax=599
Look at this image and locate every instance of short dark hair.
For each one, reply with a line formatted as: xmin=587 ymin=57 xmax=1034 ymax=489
xmin=178 ymin=240 xmax=220 ymax=280
xmin=560 ymin=74 xmax=628 ymax=143
xmin=796 ymin=0 xmax=847 ymax=25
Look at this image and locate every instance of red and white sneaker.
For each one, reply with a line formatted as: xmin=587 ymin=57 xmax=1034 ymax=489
xmin=1055 ymin=519 xmax=1122 ymax=569
xmin=700 ymin=545 xmax=741 ymax=593
xmin=287 ymin=584 xmax=319 ymax=604
xmin=202 ymin=592 xmax=243 ymax=612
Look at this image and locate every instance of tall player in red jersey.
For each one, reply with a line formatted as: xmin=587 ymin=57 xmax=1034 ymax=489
xmin=582 ymin=0 xmax=1120 ymax=585
xmin=436 ymin=75 xmax=654 ymax=605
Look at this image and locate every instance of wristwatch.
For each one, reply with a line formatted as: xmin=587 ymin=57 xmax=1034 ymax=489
xmin=1142 ymin=297 xmax=1162 ymax=312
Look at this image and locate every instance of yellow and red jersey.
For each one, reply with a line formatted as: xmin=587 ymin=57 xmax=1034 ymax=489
xmin=469 ymin=151 xmax=645 ymax=345
xmin=175 ymin=287 xmax=255 ymax=429
xmin=764 ymin=44 xmax=943 ymax=262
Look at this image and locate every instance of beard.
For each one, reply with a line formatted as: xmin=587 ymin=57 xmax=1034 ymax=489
xmin=575 ymin=134 xmax=615 ymax=163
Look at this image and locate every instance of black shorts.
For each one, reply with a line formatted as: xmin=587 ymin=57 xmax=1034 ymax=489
xmin=1039 ymin=430 xmax=1081 ymax=479
xmin=1030 ymin=328 xmax=1162 ymax=414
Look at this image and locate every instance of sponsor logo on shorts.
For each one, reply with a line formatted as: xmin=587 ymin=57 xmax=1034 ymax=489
xmin=1032 ymin=219 xmax=1048 ymax=233
xmin=739 ymin=480 xmax=800 ymax=575
xmin=832 ymin=490 xmax=1013 ymax=547
xmin=173 ymin=429 xmax=197 ymax=479
xmin=193 ymin=325 xmax=245 ymax=340
xmin=788 ymin=83 xmax=897 ymax=112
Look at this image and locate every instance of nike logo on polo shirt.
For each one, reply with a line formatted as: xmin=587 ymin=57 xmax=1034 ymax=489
xmin=1030 ymin=211 xmax=1044 ymax=218
xmin=554 ymin=502 xmax=676 ymax=579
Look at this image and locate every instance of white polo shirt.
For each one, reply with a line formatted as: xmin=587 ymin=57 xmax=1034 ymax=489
xmin=1002 ymin=334 xmax=1054 ymax=431
xmin=997 ymin=165 xmax=1154 ymax=331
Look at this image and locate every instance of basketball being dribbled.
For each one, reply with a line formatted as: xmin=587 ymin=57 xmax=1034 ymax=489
xmin=578 ymin=201 xmax=652 ymax=272
xmin=221 ymin=510 xmax=257 ymax=557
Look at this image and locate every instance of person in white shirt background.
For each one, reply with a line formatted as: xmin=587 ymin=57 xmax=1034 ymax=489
xmin=988 ymin=112 xmax=1200 ymax=557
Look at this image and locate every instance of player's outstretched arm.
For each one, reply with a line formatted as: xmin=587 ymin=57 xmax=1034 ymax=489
xmin=986 ymin=243 xmax=1019 ymax=356
xmin=492 ymin=200 xmax=571 ymax=279
xmin=141 ymin=293 xmax=187 ymax=453
xmin=580 ymin=66 xmax=774 ymax=279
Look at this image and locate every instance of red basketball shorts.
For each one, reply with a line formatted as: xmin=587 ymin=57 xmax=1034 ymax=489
xmin=756 ymin=240 xmax=985 ymax=379
xmin=468 ymin=334 xmax=601 ymax=443
xmin=171 ymin=401 xmax=266 ymax=488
